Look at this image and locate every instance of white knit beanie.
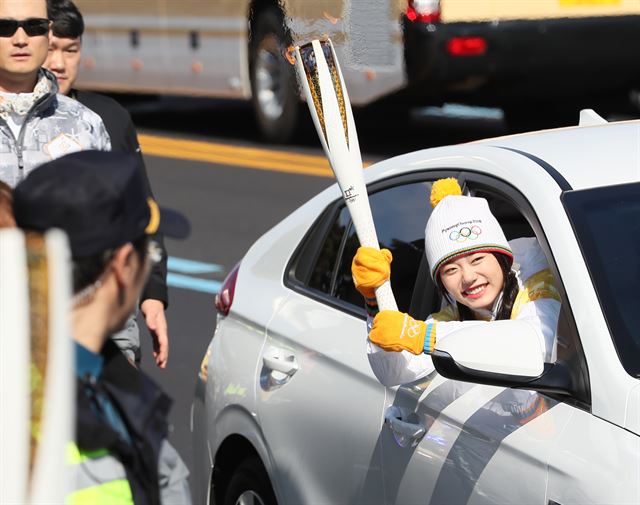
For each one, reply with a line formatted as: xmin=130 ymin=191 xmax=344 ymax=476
xmin=425 ymin=179 xmax=512 ymax=280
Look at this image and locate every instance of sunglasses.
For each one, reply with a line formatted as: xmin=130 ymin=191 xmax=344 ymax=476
xmin=0 ymin=18 xmax=50 ymax=38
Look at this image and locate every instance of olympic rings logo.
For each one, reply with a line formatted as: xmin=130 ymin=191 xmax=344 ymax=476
xmin=449 ymin=226 xmax=482 ymax=242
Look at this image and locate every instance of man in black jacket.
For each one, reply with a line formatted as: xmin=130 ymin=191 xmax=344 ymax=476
xmin=44 ymin=0 xmax=171 ymax=369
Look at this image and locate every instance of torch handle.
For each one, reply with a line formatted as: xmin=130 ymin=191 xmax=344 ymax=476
xmin=294 ymin=39 xmax=398 ymax=313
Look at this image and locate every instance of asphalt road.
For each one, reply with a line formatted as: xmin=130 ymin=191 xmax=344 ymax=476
xmin=125 ymin=96 xmax=635 ymax=500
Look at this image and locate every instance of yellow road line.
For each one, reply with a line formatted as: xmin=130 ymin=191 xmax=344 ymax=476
xmin=139 ymin=133 xmax=372 ymax=177
xmin=142 ymin=137 xmax=330 ymax=169
xmin=139 ymin=133 xmax=334 ymax=177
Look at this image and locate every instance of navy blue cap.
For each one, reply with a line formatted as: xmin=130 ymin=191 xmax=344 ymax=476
xmin=13 ymin=150 xmax=189 ymax=258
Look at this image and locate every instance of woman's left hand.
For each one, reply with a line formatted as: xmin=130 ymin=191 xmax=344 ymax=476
xmin=370 ymin=311 xmax=426 ymax=355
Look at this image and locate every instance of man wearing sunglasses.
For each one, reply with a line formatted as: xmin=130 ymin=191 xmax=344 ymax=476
xmin=0 ymin=0 xmax=109 ymax=188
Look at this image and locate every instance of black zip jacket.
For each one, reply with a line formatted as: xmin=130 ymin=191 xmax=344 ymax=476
xmin=71 ymin=89 xmax=169 ymax=307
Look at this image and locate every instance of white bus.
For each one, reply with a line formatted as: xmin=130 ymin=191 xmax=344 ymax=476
xmin=75 ymin=0 xmax=640 ymax=141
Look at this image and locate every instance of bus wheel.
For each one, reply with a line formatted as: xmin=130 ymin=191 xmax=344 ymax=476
xmin=250 ymin=6 xmax=299 ymax=143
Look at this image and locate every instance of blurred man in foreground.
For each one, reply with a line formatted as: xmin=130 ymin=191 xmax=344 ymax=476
xmin=0 ymin=0 xmax=109 ymax=187
xmin=13 ymin=150 xmax=191 ymax=504
xmin=44 ymin=0 xmax=171 ymax=370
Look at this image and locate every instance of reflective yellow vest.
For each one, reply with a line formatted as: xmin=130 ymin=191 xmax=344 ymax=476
xmin=66 ymin=443 xmax=133 ymax=505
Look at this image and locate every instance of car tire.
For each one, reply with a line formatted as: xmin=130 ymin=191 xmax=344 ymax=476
xmin=223 ymin=456 xmax=277 ymax=505
xmin=249 ymin=6 xmax=300 ymax=144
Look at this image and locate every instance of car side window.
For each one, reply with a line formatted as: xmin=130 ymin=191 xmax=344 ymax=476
xmin=299 ymin=180 xmax=434 ymax=314
xmin=307 ymin=209 xmax=351 ymax=294
xmin=333 ymin=182 xmax=433 ymax=312
xmin=469 ymin=182 xmax=590 ymax=408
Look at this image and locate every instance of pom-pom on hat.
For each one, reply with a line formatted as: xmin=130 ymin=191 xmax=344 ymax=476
xmin=425 ymin=178 xmax=512 ymax=279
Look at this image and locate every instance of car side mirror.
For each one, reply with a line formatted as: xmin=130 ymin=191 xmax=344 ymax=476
xmin=431 ymin=320 xmax=574 ymax=397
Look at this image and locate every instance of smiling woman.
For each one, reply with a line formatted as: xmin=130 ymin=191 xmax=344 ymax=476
xmin=439 ymin=252 xmax=506 ymax=312
xmin=352 ymin=177 xmax=562 ymax=386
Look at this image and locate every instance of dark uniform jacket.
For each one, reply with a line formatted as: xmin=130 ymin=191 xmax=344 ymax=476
xmin=76 ymin=340 xmax=172 ymax=504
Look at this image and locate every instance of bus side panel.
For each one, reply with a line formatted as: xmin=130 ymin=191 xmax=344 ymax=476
xmin=75 ymin=0 xmax=251 ymax=98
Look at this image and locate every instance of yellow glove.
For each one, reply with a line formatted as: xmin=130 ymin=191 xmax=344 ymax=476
xmin=370 ymin=311 xmax=436 ymax=355
xmin=351 ymin=247 xmax=392 ymax=301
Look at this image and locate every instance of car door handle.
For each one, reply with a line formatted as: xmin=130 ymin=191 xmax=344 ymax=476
xmin=384 ymin=406 xmax=426 ymax=447
xmin=263 ymin=352 xmax=298 ymax=376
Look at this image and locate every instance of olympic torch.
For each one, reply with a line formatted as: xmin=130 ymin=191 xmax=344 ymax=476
xmin=293 ymin=39 xmax=397 ymax=311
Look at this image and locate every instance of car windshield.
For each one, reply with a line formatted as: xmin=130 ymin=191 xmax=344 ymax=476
xmin=563 ymin=182 xmax=640 ymax=377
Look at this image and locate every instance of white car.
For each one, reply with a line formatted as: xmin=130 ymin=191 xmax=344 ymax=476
xmin=191 ymin=115 xmax=640 ymax=505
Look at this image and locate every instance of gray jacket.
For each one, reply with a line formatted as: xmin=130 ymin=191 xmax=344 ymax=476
xmin=0 ymin=70 xmax=111 ymax=188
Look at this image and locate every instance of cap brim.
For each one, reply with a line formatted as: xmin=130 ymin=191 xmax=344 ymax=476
xmin=158 ymin=207 xmax=191 ymax=239
xmin=145 ymin=198 xmax=190 ymax=239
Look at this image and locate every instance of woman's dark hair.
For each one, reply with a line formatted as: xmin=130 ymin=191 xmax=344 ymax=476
xmin=72 ymin=235 xmax=148 ymax=295
xmin=47 ymin=0 xmax=85 ymax=39
xmin=436 ymin=252 xmax=519 ymax=322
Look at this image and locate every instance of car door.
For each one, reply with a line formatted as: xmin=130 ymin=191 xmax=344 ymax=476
xmin=380 ymin=334 xmax=581 ymax=504
xmin=546 ymin=405 xmax=640 ymax=504
xmin=546 ymin=183 xmax=640 ymax=504
xmin=379 ymin=175 xmax=587 ymax=505
xmin=257 ymin=176 xmax=443 ymax=504
xmin=382 ymin=379 xmax=575 ymax=504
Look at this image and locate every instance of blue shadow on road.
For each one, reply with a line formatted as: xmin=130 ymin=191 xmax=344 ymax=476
xmin=167 ymin=257 xmax=223 ymax=294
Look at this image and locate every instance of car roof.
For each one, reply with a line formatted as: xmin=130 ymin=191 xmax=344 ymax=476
xmin=474 ymin=119 xmax=640 ymax=191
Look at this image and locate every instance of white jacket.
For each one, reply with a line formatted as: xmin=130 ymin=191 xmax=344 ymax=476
xmin=367 ymin=237 xmax=561 ymax=386
xmin=0 ymin=70 xmax=110 ymax=188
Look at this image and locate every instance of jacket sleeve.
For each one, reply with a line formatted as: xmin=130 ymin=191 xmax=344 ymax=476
xmin=511 ymin=298 xmax=560 ymax=362
xmin=94 ymin=117 xmax=112 ymax=152
xmin=365 ymin=295 xmax=560 ymax=387
xmin=409 ymin=297 xmax=559 ymax=363
xmin=142 ymin=230 xmax=169 ymax=308
xmin=367 ymin=340 xmax=435 ymax=387
xmin=134 ymin=146 xmax=169 ymax=307
xmin=365 ymin=309 xmax=482 ymax=387
xmin=123 ymin=114 xmax=170 ymax=308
